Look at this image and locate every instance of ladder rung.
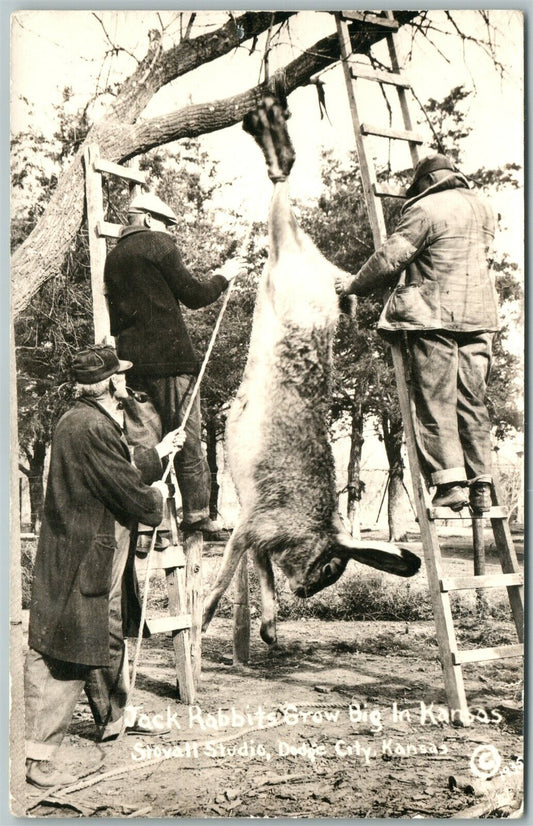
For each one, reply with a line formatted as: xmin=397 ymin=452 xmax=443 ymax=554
xmin=147 ymin=614 xmax=191 ymax=634
xmin=373 ymin=182 xmax=406 ymax=199
xmin=361 ymin=123 xmax=424 ymax=144
xmin=97 ymin=220 xmax=123 ymax=239
xmin=340 ymin=11 xmax=399 ymax=30
xmin=440 ymin=573 xmax=523 ymax=593
xmin=136 ymin=545 xmax=186 ymax=570
xmin=350 ymin=63 xmax=410 ymax=88
xmin=452 ymin=643 xmax=523 ymax=666
xmin=428 ymin=505 xmax=508 ymax=520
xmin=93 ymin=158 xmax=147 ymax=184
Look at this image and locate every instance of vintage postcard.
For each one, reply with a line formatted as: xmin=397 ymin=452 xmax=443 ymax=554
xmin=10 ymin=10 xmax=524 ymax=818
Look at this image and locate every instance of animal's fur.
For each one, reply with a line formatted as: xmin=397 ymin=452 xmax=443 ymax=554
xmin=203 ymin=97 xmax=420 ymax=645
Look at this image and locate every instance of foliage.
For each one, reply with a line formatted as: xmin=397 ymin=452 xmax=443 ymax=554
xmin=13 ymin=108 xmax=256 ymax=527
xmin=13 ymin=97 xmax=93 ymax=504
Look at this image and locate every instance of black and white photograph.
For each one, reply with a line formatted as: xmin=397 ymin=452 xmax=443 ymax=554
xmin=10 ymin=9 xmax=524 ymax=818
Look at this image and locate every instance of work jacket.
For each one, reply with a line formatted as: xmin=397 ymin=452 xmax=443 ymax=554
xmin=343 ymin=173 xmax=499 ymax=334
xmin=28 ymin=398 xmax=164 ymax=667
xmin=104 ymin=227 xmax=228 ymax=378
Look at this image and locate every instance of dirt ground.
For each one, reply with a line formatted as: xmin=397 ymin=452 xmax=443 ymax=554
xmin=23 ymin=532 xmax=523 ymax=819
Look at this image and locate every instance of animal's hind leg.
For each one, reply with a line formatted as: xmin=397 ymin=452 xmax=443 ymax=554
xmin=251 ymin=547 xmax=278 ymax=645
xmin=202 ymin=524 xmax=248 ymax=632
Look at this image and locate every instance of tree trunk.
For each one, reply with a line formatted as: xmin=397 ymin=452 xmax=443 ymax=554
xmin=205 ymin=418 xmax=220 ymax=521
xmin=11 ymin=12 xmax=418 ymax=317
xmin=19 ymin=439 xmax=46 ymax=534
xmin=381 ymin=413 xmax=409 ymax=542
xmin=346 ymin=404 xmax=364 ymax=540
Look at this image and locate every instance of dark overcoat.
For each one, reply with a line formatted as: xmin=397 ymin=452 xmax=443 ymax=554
xmin=28 ymin=398 xmax=164 ymax=667
xmin=104 ymin=227 xmax=228 ymax=379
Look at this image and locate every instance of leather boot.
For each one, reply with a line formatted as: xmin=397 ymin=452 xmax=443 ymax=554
xmin=26 ymin=759 xmax=78 ymax=789
xmin=432 ymin=483 xmax=469 ymax=511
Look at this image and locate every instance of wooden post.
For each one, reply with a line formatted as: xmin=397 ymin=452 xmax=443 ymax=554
xmin=185 ymin=532 xmax=203 ymax=686
xmin=232 ymin=557 xmax=250 ymax=665
xmin=166 ymin=496 xmax=196 ymax=704
xmin=166 ymin=563 xmax=196 ymax=704
xmin=473 ymin=518 xmax=488 ymax=617
xmin=83 ymin=144 xmax=112 ymax=344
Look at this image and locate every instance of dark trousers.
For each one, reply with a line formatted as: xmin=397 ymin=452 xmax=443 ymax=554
xmin=406 ymin=330 xmax=494 ymax=487
xmin=135 ymin=375 xmax=211 ymax=525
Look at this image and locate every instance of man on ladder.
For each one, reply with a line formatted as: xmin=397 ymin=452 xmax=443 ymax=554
xmin=336 ymin=153 xmax=499 ymax=515
xmin=104 ymin=192 xmax=244 ymax=537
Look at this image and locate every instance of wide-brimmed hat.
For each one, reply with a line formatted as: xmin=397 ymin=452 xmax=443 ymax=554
xmin=128 ymin=192 xmax=178 ymax=225
xmin=72 ymin=345 xmax=132 ymax=384
xmin=406 ymin=154 xmax=457 ymax=198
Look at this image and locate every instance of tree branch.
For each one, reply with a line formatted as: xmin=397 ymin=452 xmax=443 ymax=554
xmin=11 ymin=12 xmax=420 ymax=317
xmin=110 ymin=11 xmax=296 ymax=123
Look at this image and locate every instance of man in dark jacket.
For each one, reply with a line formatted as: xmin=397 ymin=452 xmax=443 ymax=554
xmin=25 ymin=346 xmax=185 ymax=789
xmin=104 ymin=192 xmax=243 ymax=536
xmin=337 ymin=155 xmax=499 ymax=514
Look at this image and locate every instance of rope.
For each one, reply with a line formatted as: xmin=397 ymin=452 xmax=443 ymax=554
xmin=161 ymin=276 xmax=238 ymax=485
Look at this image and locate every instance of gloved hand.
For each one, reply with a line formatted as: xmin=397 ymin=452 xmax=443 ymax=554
xmin=151 ymin=480 xmax=170 ymax=501
xmin=217 ymin=255 xmax=247 ymax=282
xmin=155 ymin=427 xmax=187 ymax=459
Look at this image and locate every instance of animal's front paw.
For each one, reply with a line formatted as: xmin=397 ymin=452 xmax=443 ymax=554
xmin=260 ymin=618 xmax=277 ymax=646
xmin=202 ymin=601 xmax=217 ymax=632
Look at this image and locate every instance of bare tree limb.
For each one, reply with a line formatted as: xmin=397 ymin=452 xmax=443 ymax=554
xmin=11 ymin=12 xmax=421 ymax=317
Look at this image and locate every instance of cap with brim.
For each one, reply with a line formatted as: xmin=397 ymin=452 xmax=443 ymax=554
xmin=406 ymin=154 xmax=456 ymax=198
xmin=72 ymin=346 xmax=132 ymax=384
xmin=128 ymin=192 xmax=178 ymax=225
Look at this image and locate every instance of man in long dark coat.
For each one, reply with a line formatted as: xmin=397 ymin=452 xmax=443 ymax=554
xmin=25 ymin=346 xmax=185 ymax=789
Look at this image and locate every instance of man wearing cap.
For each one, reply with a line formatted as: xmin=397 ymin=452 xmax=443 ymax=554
xmin=336 ymin=154 xmax=499 ymax=514
xmin=24 ymin=345 xmax=186 ymax=788
xmin=104 ymin=192 xmax=243 ymax=536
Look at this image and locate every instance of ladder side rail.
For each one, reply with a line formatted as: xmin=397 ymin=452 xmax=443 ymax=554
xmin=83 ymin=144 xmax=113 ymax=344
xmin=84 ymin=148 xmax=147 ymax=340
xmin=336 ymin=15 xmax=387 ymax=245
xmin=490 ymin=478 xmax=524 ymax=640
xmin=490 ymin=515 xmax=524 ymax=642
xmin=384 ymin=19 xmax=420 ymax=167
xmin=336 ymin=14 xmax=470 ymax=722
xmin=389 ymin=342 xmax=469 ymax=722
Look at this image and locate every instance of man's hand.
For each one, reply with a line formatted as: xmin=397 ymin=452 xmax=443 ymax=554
xmin=155 ymin=428 xmax=187 ymax=459
xmin=151 ymin=480 xmax=170 ymax=500
xmin=218 ymin=255 xmax=247 ymax=282
xmin=335 ymin=273 xmax=352 ymax=296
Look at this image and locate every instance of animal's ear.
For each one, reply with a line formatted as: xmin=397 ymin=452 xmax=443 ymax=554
xmin=334 ymin=529 xmax=421 ymax=578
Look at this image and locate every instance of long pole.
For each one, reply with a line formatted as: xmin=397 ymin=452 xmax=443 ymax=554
xmin=121 ymin=272 xmax=241 ymax=732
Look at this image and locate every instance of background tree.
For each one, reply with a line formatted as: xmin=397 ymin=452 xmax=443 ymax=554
xmin=12 ymin=10 xmax=424 ymax=318
xmin=12 ymin=107 xmax=261 ymax=528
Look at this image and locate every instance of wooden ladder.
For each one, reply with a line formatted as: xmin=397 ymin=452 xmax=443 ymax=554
xmin=135 ymin=462 xmax=201 ymax=703
xmin=335 ymin=12 xmax=524 ymax=725
xmin=83 ymin=144 xmax=201 ymax=702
